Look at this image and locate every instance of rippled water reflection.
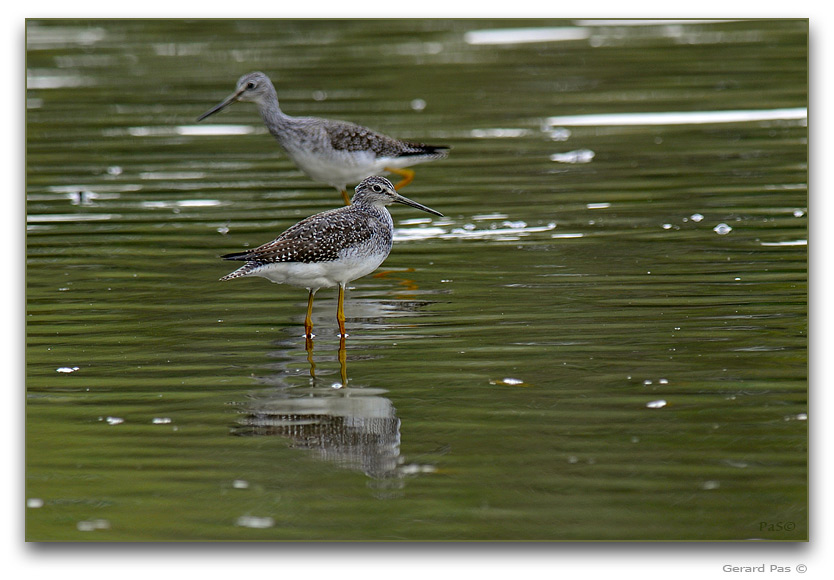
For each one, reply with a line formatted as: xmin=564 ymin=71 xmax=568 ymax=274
xmin=26 ymin=18 xmax=807 ymax=541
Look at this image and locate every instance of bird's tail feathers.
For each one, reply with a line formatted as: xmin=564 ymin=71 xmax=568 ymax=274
xmin=221 ymin=250 xmax=254 ymax=261
xmin=219 ymin=262 xmax=260 ymax=281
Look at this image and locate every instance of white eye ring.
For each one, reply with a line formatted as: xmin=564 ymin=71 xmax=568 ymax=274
xmin=371 ymin=184 xmax=383 ymax=193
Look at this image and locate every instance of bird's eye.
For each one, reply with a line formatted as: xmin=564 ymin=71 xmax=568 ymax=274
xmin=371 ymin=184 xmax=383 ymax=193
xmin=246 ymin=81 xmax=256 ymax=90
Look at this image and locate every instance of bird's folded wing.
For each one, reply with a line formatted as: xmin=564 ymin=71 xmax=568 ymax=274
xmin=222 ymin=208 xmax=378 ymax=264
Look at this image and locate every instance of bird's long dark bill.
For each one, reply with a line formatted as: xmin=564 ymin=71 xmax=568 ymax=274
xmin=394 ymin=193 xmax=443 ymax=217
xmin=197 ymin=91 xmax=241 ymax=122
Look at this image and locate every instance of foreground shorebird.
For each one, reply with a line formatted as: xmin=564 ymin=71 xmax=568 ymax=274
xmin=198 ymin=71 xmax=449 ymax=205
xmin=219 ymin=176 xmax=442 ymax=337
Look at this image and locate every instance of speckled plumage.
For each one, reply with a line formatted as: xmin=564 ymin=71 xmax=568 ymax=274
xmin=219 ymin=176 xmax=443 ymax=337
xmin=321 ymin=121 xmax=446 ymax=157
xmin=198 ymin=72 xmax=449 ymax=200
xmin=220 ymin=202 xmax=393 ymax=279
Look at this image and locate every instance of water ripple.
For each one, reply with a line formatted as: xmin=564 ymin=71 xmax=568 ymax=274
xmin=394 ymin=219 xmax=557 ymax=242
xmin=547 ymin=108 xmax=807 ymax=127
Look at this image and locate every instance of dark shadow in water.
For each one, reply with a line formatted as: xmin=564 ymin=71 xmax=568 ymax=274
xmin=230 ymin=334 xmax=435 ymax=496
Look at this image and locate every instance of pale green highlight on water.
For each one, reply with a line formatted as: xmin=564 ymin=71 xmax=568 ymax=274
xmin=26 ymin=18 xmax=807 ymax=542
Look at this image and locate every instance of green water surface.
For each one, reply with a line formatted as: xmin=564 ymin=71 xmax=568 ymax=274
xmin=25 ymin=18 xmax=807 ymax=541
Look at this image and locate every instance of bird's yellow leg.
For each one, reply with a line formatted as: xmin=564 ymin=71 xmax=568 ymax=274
xmin=337 ymin=283 xmax=348 ymax=337
xmin=385 ymin=167 xmax=415 ymax=190
xmin=304 ymin=289 xmax=316 ymax=338
xmin=340 ymin=189 xmax=351 ymax=205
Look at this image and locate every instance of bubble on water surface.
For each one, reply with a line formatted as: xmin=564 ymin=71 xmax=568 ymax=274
xmin=77 ymin=519 xmax=110 ymax=531
xmin=236 ymin=515 xmax=275 ymax=529
xmin=784 ymin=413 xmax=807 ymax=421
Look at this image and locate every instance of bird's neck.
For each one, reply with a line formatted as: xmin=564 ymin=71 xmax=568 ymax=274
xmin=258 ymin=98 xmax=291 ymax=133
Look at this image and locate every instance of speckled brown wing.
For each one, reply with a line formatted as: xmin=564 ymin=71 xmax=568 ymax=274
xmin=222 ymin=206 xmax=379 ymax=265
xmin=323 ymin=120 xmax=448 ymax=158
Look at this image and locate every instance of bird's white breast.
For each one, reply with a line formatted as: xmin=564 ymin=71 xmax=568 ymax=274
xmin=286 ymin=148 xmax=383 ymax=191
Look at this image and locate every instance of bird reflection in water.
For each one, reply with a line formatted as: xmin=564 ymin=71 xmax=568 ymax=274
xmin=232 ymin=336 xmax=435 ymax=495
xmin=304 ymin=335 xmax=347 ymax=385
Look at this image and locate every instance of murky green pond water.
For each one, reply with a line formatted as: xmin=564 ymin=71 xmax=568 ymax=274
xmin=26 ymin=19 xmax=807 ymax=541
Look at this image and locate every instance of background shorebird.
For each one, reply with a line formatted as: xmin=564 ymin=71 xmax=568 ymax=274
xmin=198 ymin=71 xmax=449 ymax=205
